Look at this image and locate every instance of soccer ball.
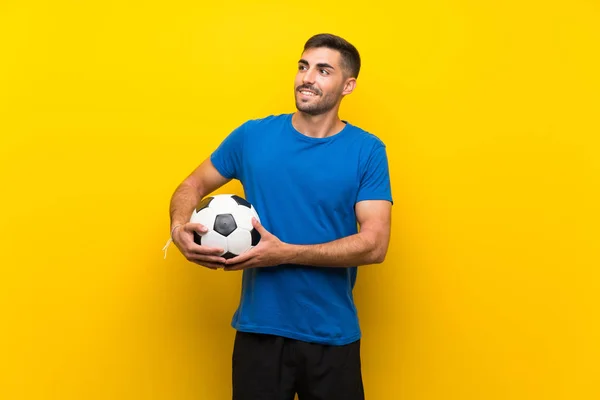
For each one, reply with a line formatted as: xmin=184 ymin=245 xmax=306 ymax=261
xmin=190 ymin=194 xmax=261 ymax=259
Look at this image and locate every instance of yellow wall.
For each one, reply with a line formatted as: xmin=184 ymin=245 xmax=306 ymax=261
xmin=1 ymin=1 xmax=599 ymax=399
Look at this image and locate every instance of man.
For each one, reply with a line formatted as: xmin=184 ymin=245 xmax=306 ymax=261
xmin=168 ymin=33 xmax=392 ymax=400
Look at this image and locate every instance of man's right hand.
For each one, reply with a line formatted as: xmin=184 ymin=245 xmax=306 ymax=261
xmin=172 ymin=223 xmax=227 ymax=269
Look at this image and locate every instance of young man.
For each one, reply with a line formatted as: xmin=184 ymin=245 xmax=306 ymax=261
xmin=169 ymin=33 xmax=392 ymax=400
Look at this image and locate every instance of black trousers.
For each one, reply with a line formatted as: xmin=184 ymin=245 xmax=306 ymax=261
xmin=232 ymin=331 xmax=365 ymax=400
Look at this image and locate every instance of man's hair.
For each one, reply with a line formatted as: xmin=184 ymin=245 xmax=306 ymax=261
xmin=303 ymin=33 xmax=361 ymax=79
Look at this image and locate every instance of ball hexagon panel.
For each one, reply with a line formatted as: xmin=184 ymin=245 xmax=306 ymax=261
xmin=209 ymin=195 xmax=240 ymax=215
xmin=195 ymin=230 xmax=227 ymax=250
xmin=190 ymin=207 xmax=217 ymax=231
xmin=227 ymin=229 xmax=252 ymax=255
xmin=231 ymin=207 xmax=254 ymax=231
xmin=250 ymin=206 xmax=260 ymax=221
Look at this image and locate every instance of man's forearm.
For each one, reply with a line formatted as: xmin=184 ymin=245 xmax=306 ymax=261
xmin=169 ymin=182 xmax=202 ymax=229
xmin=282 ymin=231 xmax=387 ymax=267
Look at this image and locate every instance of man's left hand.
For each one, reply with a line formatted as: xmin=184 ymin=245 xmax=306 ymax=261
xmin=224 ymin=218 xmax=287 ymax=271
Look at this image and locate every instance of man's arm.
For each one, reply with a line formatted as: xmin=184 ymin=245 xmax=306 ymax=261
xmin=284 ymin=200 xmax=392 ymax=267
xmin=224 ymin=199 xmax=392 ymax=270
xmin=170 ymin=157 xmax=230 ymax=229
xmin=169 ymin=157 xmax=232 ymax=269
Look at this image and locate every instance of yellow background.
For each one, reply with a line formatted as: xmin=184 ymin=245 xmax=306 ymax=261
xmin=1 ymin=0 xmax=599 ymax=399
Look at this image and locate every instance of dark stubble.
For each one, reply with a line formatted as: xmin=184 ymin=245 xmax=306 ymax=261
xmin=294 ymin=84 xmax=342 ymax=116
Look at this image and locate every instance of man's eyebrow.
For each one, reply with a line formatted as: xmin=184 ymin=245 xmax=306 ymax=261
xmin=298 ymin=59 xmax=335 ymax=70
xmin=316 ymin=63 xmax=335 ymax=70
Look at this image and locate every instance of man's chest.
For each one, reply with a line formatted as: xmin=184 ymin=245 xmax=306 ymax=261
xmin=243 ymin=141 xmax=360 ymax=209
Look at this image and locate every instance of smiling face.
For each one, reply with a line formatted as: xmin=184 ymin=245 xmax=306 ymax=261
xmin=294 ymin=47 xmax=355 ymax=116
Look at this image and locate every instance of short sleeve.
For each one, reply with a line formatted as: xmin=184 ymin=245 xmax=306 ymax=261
xmin=210 ymin=122 xmax=246 ymax=180
xmin=356 ymin=144 xmax=393 ymax=204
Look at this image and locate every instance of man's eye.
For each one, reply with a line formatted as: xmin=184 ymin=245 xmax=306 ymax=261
xmin=320 ymin=69 xmax=329 ymax=75
xmin=298 ymin=65 xmax=307 ymax=70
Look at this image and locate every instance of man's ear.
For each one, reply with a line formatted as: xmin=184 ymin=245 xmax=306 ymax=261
xmin=342 ymin=77 xmax=357 ymax=96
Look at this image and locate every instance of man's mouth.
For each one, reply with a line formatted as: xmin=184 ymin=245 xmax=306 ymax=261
xmin=297 ymin=87 xmax=320 ymax=97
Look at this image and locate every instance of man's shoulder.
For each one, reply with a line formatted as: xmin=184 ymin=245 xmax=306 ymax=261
xmin=344 ymin=122 xmax=387 ymax=149
xmin=242 ymin=113 xmax=291 ymax=130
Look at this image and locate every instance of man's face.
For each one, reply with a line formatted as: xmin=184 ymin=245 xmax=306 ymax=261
xmin=294 ymin=47 xmax=349 ymax=116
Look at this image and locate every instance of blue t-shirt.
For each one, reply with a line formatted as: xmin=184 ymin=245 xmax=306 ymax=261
xmin=210 ymin=113 xmax=392 ymax=345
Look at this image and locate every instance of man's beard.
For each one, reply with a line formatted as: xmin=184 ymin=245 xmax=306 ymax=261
xmin=295 ymin=85 xmax=340 ymax=116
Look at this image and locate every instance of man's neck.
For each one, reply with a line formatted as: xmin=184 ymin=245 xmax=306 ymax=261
xmin=292 ymin=111 xmax=346 ymax=139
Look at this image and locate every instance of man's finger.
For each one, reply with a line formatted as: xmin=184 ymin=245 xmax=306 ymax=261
xmin=189 ymin=254 xmax=227 ymax=264
xmin=184 ymin=222 xmax=208 ymax=234
xmin=189 ymin=243 xmax=225 ymax=256
xmin=225 ymin=249 xmax=254 ymax=266
xmin=251 ymin=218 xmax=267 ymax=235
